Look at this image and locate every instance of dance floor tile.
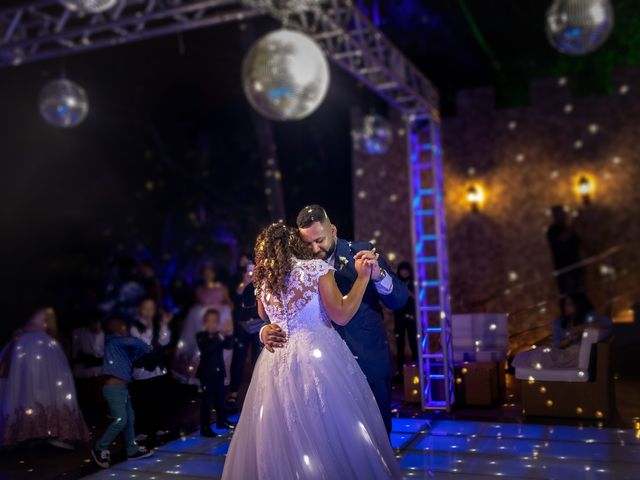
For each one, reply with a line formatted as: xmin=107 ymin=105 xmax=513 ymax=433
xmin=110 ymin=452 xmax=225 ymax=478
xmin=392 ymin=418 xmax=431 ymax=433
xmin=81 ymin=420 xmax=640 ymax=480
xmin=201 ymin=440 xmax=231 ymax=456
xmin=391 ymin=432 xmax=416 ymax=449
xmin=156 ymin=435 xmax=225 ymax=454
xmin=82 ymin=471 xmax=204 ymax=480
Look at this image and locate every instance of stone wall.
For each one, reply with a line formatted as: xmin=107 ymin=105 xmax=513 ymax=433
xmin=353 ymin=67 xmax=640 ymax=352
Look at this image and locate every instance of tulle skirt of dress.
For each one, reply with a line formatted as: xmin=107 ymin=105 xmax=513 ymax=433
xmin=221 ymin=324 xmax=401 ymax=480
xmin=0 ymin=332 xmax=89 ymax=445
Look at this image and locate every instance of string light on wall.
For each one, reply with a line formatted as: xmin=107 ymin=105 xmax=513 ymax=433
xmin=466 ymin=185 xmax=484 ymax=212
xmin=576 ymin=175 xmax=595 ymax=204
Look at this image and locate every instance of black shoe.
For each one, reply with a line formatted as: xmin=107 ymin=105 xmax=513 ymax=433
xmin=200 ymin=429 xmax=217 ymax=438
xmin=91 ymin=449 xmax=111 ymax=469
xmin=127 ymin=446 xmax=154 ymax=460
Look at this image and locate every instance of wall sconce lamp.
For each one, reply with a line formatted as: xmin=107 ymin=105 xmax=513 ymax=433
xmin=577 ymin=175 xmax=594 ymax=205
xmin=466 ymin=185 xmax=484 ymax=212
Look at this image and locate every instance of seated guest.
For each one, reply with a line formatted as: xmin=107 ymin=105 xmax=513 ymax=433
xmin=0 ymin=308 xmax=89 ymax=448
xmin=197 ymin=309 xmax=234 ymax=437
xmin=513 ymin=293 xmax=612 ymax=370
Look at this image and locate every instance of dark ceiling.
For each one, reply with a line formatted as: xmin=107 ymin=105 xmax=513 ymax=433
xmin=372 ymin=0 xmax=640 ymax=112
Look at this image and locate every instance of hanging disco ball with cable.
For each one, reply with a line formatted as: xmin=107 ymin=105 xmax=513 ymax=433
xmin=352 ymin=114 xmax=393 ymax=155
xmin=545 ymin=0 xmax=614 ymax=55
xmin=242 ymin=29 xmax=330 ymax=121
xmin=39 ymin=79 xmax=89 ymax=128
xmin=61 ymin=0 xmax=119 ymax=14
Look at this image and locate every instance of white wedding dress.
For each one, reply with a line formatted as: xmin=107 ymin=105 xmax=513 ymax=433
xmin=222 ymin=259 xmax=401 ymax=480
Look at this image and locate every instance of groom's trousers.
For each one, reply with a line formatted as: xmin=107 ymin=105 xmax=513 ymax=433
xmin=368 ymin=376 xmax=392 ymax=435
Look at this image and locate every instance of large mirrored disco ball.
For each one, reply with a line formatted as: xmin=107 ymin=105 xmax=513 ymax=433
xmin=39 ymin=79 xmax=89 ymax=128
xmin=545 ymin=0 xmax=614 ymax=55
xmin=242 ymin=29 xmax=330 ymax=121
xmin=352 ymin=114 xmax=393 ymax=155
xmin=61 ymin=0 xmax=119 ymax=14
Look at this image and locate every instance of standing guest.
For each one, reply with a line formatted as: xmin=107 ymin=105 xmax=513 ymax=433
xmin=546 ymin=205 xmax=586 ymax=297
xmin=393 ymin=261 xmax=418 ymax=380
xmin=228 ymin=262 xmax=265 ymax=410
xmin=91 ymin=317 xmax=154 ymax=469
xmin=0 ymin=308 xmax=89 ymax=448
xmin=139 ymin=261 xmax=163 ymax=308
xmin=197 ymin=309 xmax=234 ymax=437
xmin=72 ymin=316 xmax=105 ymax=378
xmin=129 ymin=298 xmax=172 ymax=436
xmin=173 ymin=264 xmax=233 ymax=385
xmin=72 ymin=315 xmax=105 ymax=407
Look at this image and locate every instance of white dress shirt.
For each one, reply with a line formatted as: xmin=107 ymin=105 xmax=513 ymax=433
xmin=131 ymin=319 xmax=170 ymax=380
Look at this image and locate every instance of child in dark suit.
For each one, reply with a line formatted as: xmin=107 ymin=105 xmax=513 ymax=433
xmin=197 ymin=309 xmax=234 ymax=437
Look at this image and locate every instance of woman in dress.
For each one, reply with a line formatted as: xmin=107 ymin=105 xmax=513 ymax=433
xmin=0 ymin=308 xmax=89 ymax=448
xmin=172 ymin=265 xmax=233 ymax=385
xmin=222 ymin=223 xmax=401 ymax=479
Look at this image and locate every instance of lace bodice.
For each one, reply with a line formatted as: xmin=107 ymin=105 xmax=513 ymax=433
xmin=258 ymin=258 xmax=335 ymax=336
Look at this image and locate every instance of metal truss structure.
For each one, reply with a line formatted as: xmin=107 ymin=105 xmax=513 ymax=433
xmin=0 ymin=0 xmax=454 ymax=411
xmin=0 ymin=0 xmax=262 ymax=67
xmin=407 ymin=118 xmax=454 ymax=410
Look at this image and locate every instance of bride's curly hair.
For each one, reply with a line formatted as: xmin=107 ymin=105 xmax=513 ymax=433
xmin=253 ymin=222 xmax=312 ymax=298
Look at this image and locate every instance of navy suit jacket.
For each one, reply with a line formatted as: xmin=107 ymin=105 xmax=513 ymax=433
xmin=331 ymin=238 xmax=409 ymax=380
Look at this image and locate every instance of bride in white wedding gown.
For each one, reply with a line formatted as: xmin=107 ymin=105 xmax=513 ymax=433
xmin=222 ymin=223 xmax=401 ymax=480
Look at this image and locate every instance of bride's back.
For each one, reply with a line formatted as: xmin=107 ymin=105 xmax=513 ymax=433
xmin=258 ymin=258 xmax=334 ymax=335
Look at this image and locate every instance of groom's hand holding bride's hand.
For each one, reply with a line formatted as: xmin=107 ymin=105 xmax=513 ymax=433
xmin=354 ymin=257 xmax=375 ymax=279
xmin=354 ymin=248 xmax=382 ymax=280
xmin=261 ymin=324 xmax=287 ymax=353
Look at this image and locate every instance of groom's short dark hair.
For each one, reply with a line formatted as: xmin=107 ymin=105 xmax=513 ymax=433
xmin=296 ymin=205 xmax=329 ymax=228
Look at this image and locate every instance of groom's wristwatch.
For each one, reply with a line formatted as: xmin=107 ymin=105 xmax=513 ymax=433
xmin=373 ymin=268 xmax=387 ymax=283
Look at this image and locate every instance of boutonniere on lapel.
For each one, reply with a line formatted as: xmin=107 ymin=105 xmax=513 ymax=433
xmin=338 ymin=256 xmax=349 ymax=271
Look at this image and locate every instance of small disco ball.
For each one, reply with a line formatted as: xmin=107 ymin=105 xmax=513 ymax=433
xmin=545 ymin=0 xmax=614 ymax=55
xmin=352 ymin=115 xmax=393 ymax=155
xmin=61 ymin=0 xmax=119 ymax=14
xmin=39 ymin=79 xmax=89 ymax=128
xmin=242 ymin=29 xmax=330 ymax=121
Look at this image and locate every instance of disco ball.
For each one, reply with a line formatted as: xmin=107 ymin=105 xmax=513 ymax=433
xmin=61 ymin=0 xmax=119 ymax=14
xmin=352 ymin=115 xmax=393 ymax=155
xmin=545 ymin=0 xmax=614 ymax=55
xmin=39 ymin=79 xmax=89 ymax=128
xmin=242 ymin=29 xmax=330 ymax=121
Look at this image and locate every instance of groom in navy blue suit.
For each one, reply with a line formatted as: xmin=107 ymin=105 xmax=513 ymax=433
xmin=261 ymin=205 xmax=408 ymax=434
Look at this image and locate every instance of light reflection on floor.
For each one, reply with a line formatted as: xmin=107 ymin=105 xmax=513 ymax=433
xmin=81 ymin=418 xmax=640 ymax=479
